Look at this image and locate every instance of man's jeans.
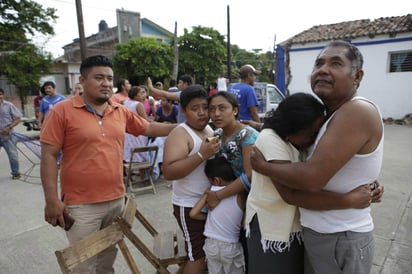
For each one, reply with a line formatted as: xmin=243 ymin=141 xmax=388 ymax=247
xmin=0 ymin=134 xmax=20 ymax=176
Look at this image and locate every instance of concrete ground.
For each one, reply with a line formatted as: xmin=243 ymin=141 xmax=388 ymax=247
xmin=0 ymin=124 xmax=411 ymax=274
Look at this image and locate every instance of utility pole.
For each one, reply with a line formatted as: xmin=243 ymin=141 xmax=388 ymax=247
xmin=75 ymin=0 xmax=87 ymax=60
xmin=226 ymin=5 xmax=231 ymax=83
xmin=172 ymin=21 xmax=179 ymax=81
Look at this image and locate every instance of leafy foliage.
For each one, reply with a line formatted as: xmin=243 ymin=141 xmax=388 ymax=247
xmin=0 ymin=0 xmax=57 ymax=104
xmin=177 ymin=26 xmax=227 ymax=85
xmin=112 ymin=37 xmax=174 ymax=84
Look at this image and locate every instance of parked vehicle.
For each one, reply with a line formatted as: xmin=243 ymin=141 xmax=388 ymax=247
xmin=228 ymin=82 xmax=285 ymax=121
xmin=254 ymin=82 xmax=285 ymax=119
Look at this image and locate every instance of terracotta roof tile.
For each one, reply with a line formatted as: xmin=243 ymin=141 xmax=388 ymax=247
xmin=285 ymin=14 xmax=412 ymax=44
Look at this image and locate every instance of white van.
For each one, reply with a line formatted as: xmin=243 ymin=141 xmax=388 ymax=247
xmin=254 ymin=82 xmax=285 ymax=119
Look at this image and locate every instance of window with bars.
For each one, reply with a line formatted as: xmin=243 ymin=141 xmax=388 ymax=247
xmin=389 ymin=51 xmax=412 ymax=72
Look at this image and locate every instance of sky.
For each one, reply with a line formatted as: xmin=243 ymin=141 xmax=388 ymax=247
xmin=33 ymin=0 xmax=411 ymax=58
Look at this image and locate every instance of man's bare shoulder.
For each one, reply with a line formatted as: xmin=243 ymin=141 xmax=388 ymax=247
xmin=334 ymin=99 xmax=382 ymax=127
xmin=326 ymin=98 xmax=382 ymax=153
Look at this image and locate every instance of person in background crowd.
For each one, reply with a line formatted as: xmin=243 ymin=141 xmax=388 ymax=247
xmin=217 ymin=72 xmax=229 ymax=92
xmin=40 ymin=55 xmax=176 ymax=273
xmin=168 ymin=79 xmax=179 ymax=93
xmin=37 ymin=81 xmax=65 ymax=127
xmin=151 ymin=95 xmax=179 ymax=176
xmin=139 ymin=85 xmax=156 ymax=120
xmin=34 ymin=86 xmax=46 ymax=119
xmin=111 ymin=79 xmax=131 ymax=104
xmin=148 ymin=74 xmax=193 ymax=123
xmin=155 ymin=96 xmax=178 ymax=124
xmin=228 ymin=65 xmax=261 ymax=123
xmin=251 ymin=40 xmax=384 ymax=274
xmin=123 ymin=85 xmax=150 ymax=163
xmin=152 ymin=81 xmax=163 ymax=100
xmin=73 ymin=82 xmax=84 ymax=96
xmin=208 ymin=82 xmax=218 ymax=97
xmin=0 ymin=87 xmax=22 ymax=180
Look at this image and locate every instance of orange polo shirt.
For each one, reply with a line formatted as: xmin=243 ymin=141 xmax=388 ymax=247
xmin=40 ymin=95 xmax=148 ymax=205
xmin=111 ymin=92 xmax=128 ymax=104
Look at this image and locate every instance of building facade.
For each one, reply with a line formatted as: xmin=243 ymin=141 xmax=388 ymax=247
xmin=276 ymin=14 xmax=412 ymax=119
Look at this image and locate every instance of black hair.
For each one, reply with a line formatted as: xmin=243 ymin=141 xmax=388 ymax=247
xmin=180 ymin=85 xmax=208 ymax=109
xmin=0 ymin=88 xmax=4 ymax=94
xmin=208 ymin=91 xmax=240 ymax=119
xmin=210 ymin=82 xmax=217 ymax=89
xmin=139 ymin=85 xmax=149 ymax=92
xmin=263 ymin=92 xmax=325 ymax=141
xmin=179 ymin=74 xmax=193 ymax=85
xmin=169 ymin=79 xmax=176 ymax=87
xmin=205 ymin=156 xmax=236 ymax=182
xmin=39 ymin=85 xmax=47 ymax=96
xmin=41 ymin=81 xmax=56 ymax=89
xmin=80 ymin=55 xmax=112 ymax=76
xmin=128 ymin=86 xmax=141 ymax=99
xmin=116 ymin=79 xmax=127 ymax=93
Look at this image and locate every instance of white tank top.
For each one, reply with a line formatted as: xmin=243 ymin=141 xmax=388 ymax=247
xmin=300 ymin=97 xmax=384 ymax=233
xmin=172 ymin=122 xmax=212 ymax=207
xmin=123 ymin=99 xmax=139 ymax=114
xmin=204 ymin=186 xmax=243 ymax=243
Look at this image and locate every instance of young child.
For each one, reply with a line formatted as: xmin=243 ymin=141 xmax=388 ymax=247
xmin=190 ymin=156 xmax=246 ymax=274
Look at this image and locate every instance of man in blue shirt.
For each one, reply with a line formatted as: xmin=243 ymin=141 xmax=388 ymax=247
xmin=38 ymin=81 xmax=65 ymax=127
xmin=229 ymin=65 xmax=260 ymax=123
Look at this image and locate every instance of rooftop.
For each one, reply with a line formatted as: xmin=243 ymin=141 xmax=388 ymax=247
xmin=285 ymin=14 xmax=412 ymax=44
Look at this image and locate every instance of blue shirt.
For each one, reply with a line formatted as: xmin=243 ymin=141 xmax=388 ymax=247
xmin=39 ymin=94 xmax=66 ymax=117
xmin=228 ymin=83 xmax=258 ymax=120
xmin=0 ymin=100 xmax=22 ymax=130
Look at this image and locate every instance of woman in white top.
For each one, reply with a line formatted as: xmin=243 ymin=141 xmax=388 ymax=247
xmin=123 ymin=86 xmax=149 ymax=163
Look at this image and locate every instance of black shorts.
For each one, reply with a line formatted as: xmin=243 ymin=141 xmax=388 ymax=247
xmin=173 ymin=204 xmax=206 ymax=261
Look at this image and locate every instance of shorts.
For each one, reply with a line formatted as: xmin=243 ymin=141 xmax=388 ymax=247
xmin=173 ymin=204 xmax=206 ymax=261
xmin=204 ymin=237 xmax=245 ymax=274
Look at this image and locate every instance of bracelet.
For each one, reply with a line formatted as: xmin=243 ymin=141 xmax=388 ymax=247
xmin=214 ymin=191 xmax=221 ymax=201
xmin=196 ymin=151 xmax=204 ymax=161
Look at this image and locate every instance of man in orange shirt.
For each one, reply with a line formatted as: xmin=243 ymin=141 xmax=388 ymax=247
xmin=111 ymin=78 xmax=131 ymax=104
xmin=40 ymin=55 xmax=175 ymax=273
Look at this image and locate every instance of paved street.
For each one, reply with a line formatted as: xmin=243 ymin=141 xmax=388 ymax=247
xmin=0 ymin=124 xmax=411 ymax=273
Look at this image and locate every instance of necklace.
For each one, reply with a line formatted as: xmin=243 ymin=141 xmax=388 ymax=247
xmin=91 ymin=110 xmax=105 ymax=137
xmin=83 ymin=97 xmax=107 ymax=137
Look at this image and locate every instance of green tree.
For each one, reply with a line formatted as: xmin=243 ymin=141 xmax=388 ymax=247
xmin=178 ymin=26 xmax=227 ymax=86
xmin=112 ymin=37 xmax=174 ymax=84
xmin=229 ymin=45 xmax=273 ymax=83
xmin=0 ymin=0 xmax=57 ymax=107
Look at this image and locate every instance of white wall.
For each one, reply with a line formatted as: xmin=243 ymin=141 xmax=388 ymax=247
xmin=287 ymin=36 xmax=412 ymax=119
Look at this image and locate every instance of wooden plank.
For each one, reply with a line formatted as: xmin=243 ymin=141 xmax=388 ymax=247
xmin=135 ymin=209 xmax=158 ymax=236
xmin=122 ymin=198 xmax=137 ymax=227
xmin=153 ymin=231 xmax=175 ymax=260
xmin=116 ymin=217 xmax=169 ymax=273
xmin=117 ymin=238 xmax=141 ymax=274
xmin=55 ymin=223 xmax=123 ymax=271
